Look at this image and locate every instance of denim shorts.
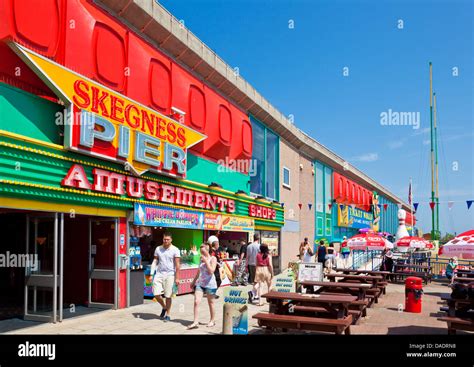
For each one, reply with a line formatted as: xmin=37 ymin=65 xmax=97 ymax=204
xmin=195 ymin=285 xmax=217 ymax=295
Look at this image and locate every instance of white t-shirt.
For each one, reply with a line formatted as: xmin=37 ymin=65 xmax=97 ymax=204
xmin=154 ymin=245 xmax=181 ymax=277
xmin=246 ymin=241 xmax=260 ymax=266
xmin=303 ymin=249 xmax=313 ymax=263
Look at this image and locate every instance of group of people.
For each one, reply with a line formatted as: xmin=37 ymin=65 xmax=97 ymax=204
xmin=298 ymin=237 xmax=345 ymax=271
xmin=148 ymin=231 xmax=274 ymax=331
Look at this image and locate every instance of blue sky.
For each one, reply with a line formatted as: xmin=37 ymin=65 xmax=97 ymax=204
xmin=158 ymin=0 xmax=473 ymax=235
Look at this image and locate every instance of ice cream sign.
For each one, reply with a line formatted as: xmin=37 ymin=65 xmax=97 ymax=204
xmin=10 ymin=43 xmax=205 ymax=178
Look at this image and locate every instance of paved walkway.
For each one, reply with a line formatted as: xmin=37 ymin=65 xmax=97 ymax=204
xmin=0 ymin=280 xmax=469 ymax=335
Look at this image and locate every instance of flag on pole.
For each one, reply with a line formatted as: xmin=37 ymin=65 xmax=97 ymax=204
xmin=408 ymin=180 xmax=412 ymax=205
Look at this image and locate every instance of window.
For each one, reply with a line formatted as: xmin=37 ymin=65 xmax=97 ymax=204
xmin=249 ymin=116 xmax=279 ymax=200
xmin=282 ymin=167 xmax=290 ymax=188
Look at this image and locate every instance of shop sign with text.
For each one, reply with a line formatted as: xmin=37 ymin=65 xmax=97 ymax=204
xmin=338 ymin=205 xmax=374 ymax=229
xmin=11 ymin=43 xmax=205 ymax=178
xmin=61 ymin=164 xmax=236 ymax=213
xmin=134 ymin=203 xmax=204 ymax=229
xmin=248 ymin=204 xmax=276 ymax=220
xmin=204 ymin=214 xmax=254 ymax=232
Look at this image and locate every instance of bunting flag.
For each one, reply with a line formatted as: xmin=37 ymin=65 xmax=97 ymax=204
xmin=298 ymin=203 xmax=302 ymax=210
xmin=429 ymin=202 xmax=435 ymax=210
xmin=281 ymin=203 xmax=285 ymax=208
xmin=448 ymin=202 xmax=454 ymax=210
xmin=377 ymin=204 xmax=382 ymax=209
xmin=383 ymin=204 xmax=388 ymax=211
xmin=328 ymin=203 xmax=332 ymax=210
xmin=308 ymin=203 xmax=313 ymax=210
xmin=350 ymin=204 xmax=356 ymax=210
xmin=413 ymin=203 xmax=419 ymax=212
xmin=339 ymin=204 xmax=345 ymax=211
xmin=467 ymin=200 xmax=474 ymax=210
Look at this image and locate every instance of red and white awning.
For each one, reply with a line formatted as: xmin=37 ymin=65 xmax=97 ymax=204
xmin=347 ymin=233 xmax=388 ymax=251
xmin=396 ymin=236 xmax=433 ymax=249
xmin=438 ymin=230 xmax=474 ymax=259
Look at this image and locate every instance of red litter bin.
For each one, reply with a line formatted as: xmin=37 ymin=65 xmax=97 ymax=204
xmin=405 ymin=277 xmax=423 ymax=313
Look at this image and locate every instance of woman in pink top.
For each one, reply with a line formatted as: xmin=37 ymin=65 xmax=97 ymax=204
xmin=255 ymin=244 xmax=274 ymax=306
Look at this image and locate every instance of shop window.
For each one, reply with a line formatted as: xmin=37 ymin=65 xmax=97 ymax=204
xmin=283 ymin=167 xmax=290 ymax=188
xmin=250 ymin=116 xmax=279 ymax=200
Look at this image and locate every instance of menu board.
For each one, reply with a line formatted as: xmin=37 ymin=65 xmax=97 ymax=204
xmin=298 ymin=262 xmax=323 ymax=282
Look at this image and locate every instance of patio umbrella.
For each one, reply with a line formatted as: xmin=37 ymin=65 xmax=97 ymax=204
xmin=347 ymin=233 xmax=387 ymax=251
xmin=396 ymin=236 xmax=433 ymax=252
xmin=438 ymin=230 xmax=474 ymax=259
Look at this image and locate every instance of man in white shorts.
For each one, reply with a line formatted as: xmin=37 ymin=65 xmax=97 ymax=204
xmin=151 ymin=232 xmax=180 ymax=321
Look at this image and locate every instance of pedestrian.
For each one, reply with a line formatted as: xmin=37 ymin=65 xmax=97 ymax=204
xmin=255 ymin=244 xmax=274 ymax=306
xmin=340 ymin=236 xmax=351 ymax=268
xmin=150 ymin=232 xmax=180 ymax=322
xmin=446 ymin=257 xmax=458 ymax=284
xmin=187 ymin=244 xmax=218 ymax=329
xmin=232 ymin=239 xmax=249 ymax=286
xmin=317 ymin=240 xmax=327 ymax=267
xmin=207 ymin=235 xmax=222 ymax=298
xmin=380 ymin=249 xmax=394 ymax=281
xmin=325 ymin=243 xmax=337 ymax=271
xmin=246 ymin=233 xmax=261 ymax=303
xmin=299 ymin=239 xmax=314 ymax=263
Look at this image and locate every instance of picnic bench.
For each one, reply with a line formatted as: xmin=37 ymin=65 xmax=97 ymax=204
xmin=332 ymin=268 xmax=391 ymax=294
xmin=325 ymin=274 xmax=384 ymax=303
xmin=438 ymin=293 xmax=474 ymax=334
xmin=452 ymin=277 xmax=474 ymax=284
xmin=393 ymin=264 xmax=432 ymax=284
xmin=456 ymin=269 xmax=474 ymax=278
xmin=298 ymin=281 xmax=371 ymax=324
xmin=253 ymin=291 xmax=356 ymax=335
xmin=438 ymin=316 xmax=474 ymax=334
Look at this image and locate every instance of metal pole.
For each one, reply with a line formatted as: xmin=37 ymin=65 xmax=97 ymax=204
xmin=24 ymin=216 xmax=29 ymax=317
xmin=53 ymin=213 xmax=58 ymax=323
xmin=434 ymin=93 xmax=440 ymax=239
xmin=59 ymin=213 xmax=64 ymax=322
xmin=429 ymin=62 xmax=435 ymax=240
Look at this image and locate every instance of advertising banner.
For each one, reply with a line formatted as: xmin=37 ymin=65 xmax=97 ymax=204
xmin=134 ymin=203 xmax=204 ymax=229
xmin=273 ymin=271 xmax=295 ymax=293
xmin=204 ymin=214 xmax=254 ymax=232
xmin=223 ymin=288 xmax=248 ymax=335
xmin=338 ymin=205 xmax=374 ymax=229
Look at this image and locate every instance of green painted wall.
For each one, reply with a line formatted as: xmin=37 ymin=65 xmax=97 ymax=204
xmin=0 ymin=83 xmax=62 ymax=144
xmin=167 ymin=229 xmax=203 ymax=250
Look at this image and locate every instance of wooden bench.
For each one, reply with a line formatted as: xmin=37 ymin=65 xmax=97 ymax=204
xmin=321 ymin=292 xmax=369 ymax=316
xmin=292 ymin=305 xmax=362 ymax=325
xmin=393 ymin=271 xmax=431 ymax=284
xmin=438 ymin=316 xmax=474 ymax=335
xmin=253 ymin=312 xmax=353 ymax=335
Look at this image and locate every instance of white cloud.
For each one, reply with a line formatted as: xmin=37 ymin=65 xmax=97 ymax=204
xmin=388 ymin=140 xmax=405 ymax=149
xmin=412 ymin=127 xmax=430 ymax=136
xmin=350 ymin=153 xmax=379 ymax=162
xmin=423 ymin=139 xmax=430 ymax=145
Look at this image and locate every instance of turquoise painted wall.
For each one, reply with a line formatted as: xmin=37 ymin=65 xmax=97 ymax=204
xmin=186 ymin=153 xmax=250 ymax=193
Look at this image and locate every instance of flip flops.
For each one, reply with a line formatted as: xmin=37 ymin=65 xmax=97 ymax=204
xmin=186 ymin=323 xmax=199 ymax=330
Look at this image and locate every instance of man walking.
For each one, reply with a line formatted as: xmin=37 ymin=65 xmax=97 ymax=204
xmin=246 ymin=233 xmax=260 ymax=303
xmin=151 ymin=232 xmax=180 ymax=321
xmin=232 ymin=239 xmax=249 ymax=286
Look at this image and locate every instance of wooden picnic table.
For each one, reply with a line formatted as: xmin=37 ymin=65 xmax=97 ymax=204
xmin=333 ymin=268 xmax=391 ymax=277
xmin=456 ymin=269 xmax=474 ymax=278
xmin=445 ymin=296 xmax=474 ymax=317
xmin=452 ymin=277 xmax=474 ymax=284
xmin=262 ymin=291 xmax=357 ymax=319
xmin=299 ymin=280 xmax=371 ymax=300
xmin=325 ymin=273 xmax=383 ymax=285
xmin=392 ymin=264 xmax=432 ymax=284
xmin=438 ymin=294 xmax=474 ymax=334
